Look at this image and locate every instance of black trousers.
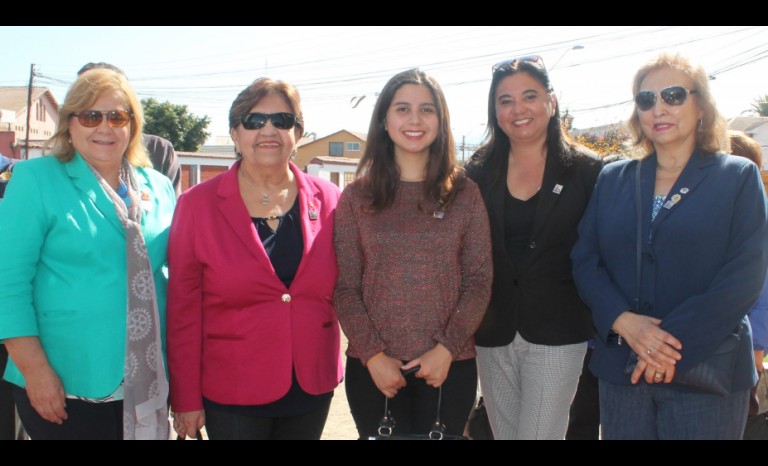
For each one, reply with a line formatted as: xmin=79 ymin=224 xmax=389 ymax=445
xmin=14 ymin=386 xmax=123 ymax=440
xmin=0 ymin=345 xmax=16 ymax=440
xmin=565 ymin=347 xmax=600 ymax=440
xmin=204 ymin=396 xmax=333 ymax=440
xmin=345 ymin=357 xmax=477 ymax=439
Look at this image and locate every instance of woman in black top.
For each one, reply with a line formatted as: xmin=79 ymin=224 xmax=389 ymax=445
xmin=465 ymin=55 xmax=602 ymax=439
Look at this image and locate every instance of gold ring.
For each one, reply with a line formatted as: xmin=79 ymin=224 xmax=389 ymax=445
xmin=654 ymin=371 xmax=663 ymax=379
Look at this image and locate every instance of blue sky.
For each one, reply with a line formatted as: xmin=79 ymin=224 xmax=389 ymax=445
xmin=3 ymin=26 xmax=766 ymax=145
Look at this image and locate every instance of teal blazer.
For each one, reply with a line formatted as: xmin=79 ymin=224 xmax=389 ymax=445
xmin=0 ymin=153 xmax=175 ymax=398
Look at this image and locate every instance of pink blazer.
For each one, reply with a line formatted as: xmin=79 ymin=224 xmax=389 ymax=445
xmin=167 ymin=162 xmax=343 ymax=412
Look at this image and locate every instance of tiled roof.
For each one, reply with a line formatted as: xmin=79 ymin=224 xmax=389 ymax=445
xmin=728 ymin=116 xmax=768 ymax=132
xmin=308 ymin=156 xmax=361 ymax=166
xmin=177 ymin=151 xmax=236 ymax=160
xmin=0 ymin=87 xmax=58 ymax=113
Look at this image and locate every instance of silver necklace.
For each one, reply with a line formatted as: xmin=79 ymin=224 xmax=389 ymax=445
xmin=239 ymin=169 xmax=290 ymax=205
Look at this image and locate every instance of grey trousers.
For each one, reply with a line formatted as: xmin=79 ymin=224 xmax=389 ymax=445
xmin=476 ymin=333 xmax=586 ymax=440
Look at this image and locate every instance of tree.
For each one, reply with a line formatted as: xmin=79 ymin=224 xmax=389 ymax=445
xmin=574 ymin=128 xmax=630 ymax=156
xmin=751 ymin=95 xmax=768 ymax=117
xmin=141 ymin=98 xmax=211 ymax=152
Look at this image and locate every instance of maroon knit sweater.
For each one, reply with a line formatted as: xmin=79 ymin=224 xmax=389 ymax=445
xmin=334 ymin=178 xmax=492 ymax=363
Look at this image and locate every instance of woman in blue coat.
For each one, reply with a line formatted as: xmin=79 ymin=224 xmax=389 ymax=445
xmin=0 ymin=69 xmax=176 ymax=439
xmin=571 ymin=53 xmax=768 ymax=439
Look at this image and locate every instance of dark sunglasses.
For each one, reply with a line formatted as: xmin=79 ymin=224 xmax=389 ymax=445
xmin=71 ymin=110 xmax=133 ymax=128
xmin=635 ymin=86 xmax=698 ymax=111
xmin=492 ymin=55 xmax=546 ymax=74
xmin=240 ymin=112 xmax=298 ymax=130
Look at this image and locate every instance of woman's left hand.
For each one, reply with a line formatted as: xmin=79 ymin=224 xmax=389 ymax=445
xmin=402 ymin=343 xmax=453 ymax=387
xmin=631 ymin=358 xmax=676 ymax=384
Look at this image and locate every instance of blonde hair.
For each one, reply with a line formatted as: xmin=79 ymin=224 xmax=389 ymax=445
xmin=729 ymin=130 xmax=763 ymax=167
xmin=627 ymin=53 xmax=728 ymax=156
xmin=47 ymin=68 xmax=150 ymax=167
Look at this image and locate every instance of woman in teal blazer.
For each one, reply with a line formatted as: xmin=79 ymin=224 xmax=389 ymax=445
xmin=0 ymin=69 xmax=175 ymax=440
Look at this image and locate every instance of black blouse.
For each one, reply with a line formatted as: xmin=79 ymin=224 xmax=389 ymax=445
xmin=253 ymin=196 xmax=303 ymax=288
xmin=504 ymin=189 xmax=539 ymax=266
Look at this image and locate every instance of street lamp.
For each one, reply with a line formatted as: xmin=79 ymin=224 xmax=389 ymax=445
xmin=550 ymin=45 xmax=584 ymax=72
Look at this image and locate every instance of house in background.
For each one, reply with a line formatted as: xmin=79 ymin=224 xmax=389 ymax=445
xmin=305 ymin=156 xmax=360 ymax=190
xmin=296 ymin=130 xmax=366 ymax=190
xmin=727 ymin=116 xmax=768 ymax=168
xmin=0 ymin=87 xmax=58 ymax=159
xmin=177 ymin=151 xmax=236 ymax=192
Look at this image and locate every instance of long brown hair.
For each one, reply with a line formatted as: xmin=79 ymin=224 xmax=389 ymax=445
xmin=356 ymin=68 xmax=464 ymax=212
xmin=471 ymin=56 xmax=581 ymax=188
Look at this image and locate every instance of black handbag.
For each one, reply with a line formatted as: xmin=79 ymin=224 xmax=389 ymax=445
xmin=175 ymin=430 xmax=204 ymax=440
xmin=671 ymin=325 xmax=743 ymax=396
xmin=369 ymin=386 xmax=468 ymax=440
xmin=625 ymin=160 xmax=741 ymax=397
xmin=465 ymin=396 xmax=493 ymax=440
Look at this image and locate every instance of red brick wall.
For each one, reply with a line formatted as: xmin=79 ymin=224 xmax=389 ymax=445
xmin=0 ymin=132 xmax=15 ymax=157
xmin=201 ymin=165 xmax=227 ymax=183
xmin=181 ymin=165 xmax=192 ymax=193
xmin=179 ymin=165 xmax=229 ymax=193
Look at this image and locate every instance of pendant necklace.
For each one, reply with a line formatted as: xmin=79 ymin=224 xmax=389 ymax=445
xmin=239 ymin=168 xmax=290 ymax=205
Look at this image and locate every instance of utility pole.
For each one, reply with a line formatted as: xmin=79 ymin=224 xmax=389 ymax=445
xmin=24 ymin=64 xmax=35 ymax=160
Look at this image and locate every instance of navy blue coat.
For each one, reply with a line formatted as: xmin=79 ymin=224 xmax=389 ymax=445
xmin=572 ymin=149 xmax=768 ymax=390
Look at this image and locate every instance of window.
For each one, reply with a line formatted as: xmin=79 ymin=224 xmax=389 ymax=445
xmin=345 ymin=142 xmax=360 ymax=152
xmin=343 ymin=172 xmax=355 ymax=189
xmin=330 ymin=172 xmax=340 ymax=186
xmin=329 ymin=142 xmax=343 ymax=157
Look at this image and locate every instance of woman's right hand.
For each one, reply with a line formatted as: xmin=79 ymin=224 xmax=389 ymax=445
xmin=174 ymin=410 xmax=205 ymax=439
xmin=24 ymin=364 xmax=67 ymax=424
xmin=613 ymin=311 xmax=683 ymax=368
xmin=366 ymin=354 xmax=406 ymax=398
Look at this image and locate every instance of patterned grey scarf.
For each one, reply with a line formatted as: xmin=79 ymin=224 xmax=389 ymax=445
xmin=87 ymin=158 xmax=169 ymax=440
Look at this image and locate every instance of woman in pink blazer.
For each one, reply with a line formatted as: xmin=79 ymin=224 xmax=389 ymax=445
xmin=167 ymin=78 xmax=343 ymax=440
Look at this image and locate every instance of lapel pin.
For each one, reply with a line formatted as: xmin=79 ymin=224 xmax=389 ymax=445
xmin=308 ymin=203 xmax=318 ymax=221
xmin=680 ymin=187 xmax=689 ymax=194
xmin=663 ymin=193 xmax=682 ymax=210
xmin=552 ymin=184 xmax=563 ymax=195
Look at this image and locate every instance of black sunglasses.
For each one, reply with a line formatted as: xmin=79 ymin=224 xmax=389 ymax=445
xmin=635 ymin=86 xmax=698 ymax=111
xmin=240 ymin=112 xmax=298 ymax=130
xmin=492 ymin=55 xmax=546 ymax=74
xmin=71 ymin=110 xmax=133 ymax=128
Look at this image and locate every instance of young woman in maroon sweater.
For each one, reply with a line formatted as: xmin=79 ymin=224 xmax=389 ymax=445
xmin=334 ymin=68 xmax=492 ymax=439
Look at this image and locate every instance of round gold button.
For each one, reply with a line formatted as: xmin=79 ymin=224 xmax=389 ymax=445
xmin=281 ymin=294 xmax=291 ymax=303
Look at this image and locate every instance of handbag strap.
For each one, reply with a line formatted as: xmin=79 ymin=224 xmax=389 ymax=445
xmin=635 ymin=159 xmax=642 ymax=310
xmin=377 ymin=386 xmax=448 ymax=439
